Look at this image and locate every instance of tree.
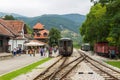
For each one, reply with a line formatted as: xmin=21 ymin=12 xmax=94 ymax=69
xmin=48 ymin=28 xmax=61 ymax=47
xmin=105 ymin=0 xmax=120 ymax=47
xmin=26 ymin=24 xmax=33 ymax=34
xmin=82 ymin=0 xmax=120 ymax=49
xmin=80 ymin=4 xmax=107 ymax=47
xmin=4 ymin=15 xmax=15 ymax=20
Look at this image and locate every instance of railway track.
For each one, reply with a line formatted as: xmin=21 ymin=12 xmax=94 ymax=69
xmin=78 ymin=50 xmax=120 ymax=80
xmin=33 ymin=50 xmax=84 ymax=80
xmin=49 ymin=56 xmax=85 ymax=80
xmin=34 ymin=50 xmax=120 ymax=80
xmin=33 ymin=56 xmax=67 ymax=80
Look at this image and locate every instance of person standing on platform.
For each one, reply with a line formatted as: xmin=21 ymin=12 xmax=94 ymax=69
xmin=16 ymin=47 xmax=20 ymax=56
xmin=18 ymin=47 xmax=21 ymax=56
xmin=13 ymin=48 xmax=17 ymax=56
xmin=32 ymin=48 xmax=35 ymax=56
xmin=40 ymin=47 xmax=44 ymax=57
xmin=29 ymin=48 xmax=33 ymax=56
xmin=49 ymin=47 xmax=52 ymax=57
xmin=44 ymin=47 xmax=46 ymax=56
xmin=39 ymin=47 xmax=41 ymax=57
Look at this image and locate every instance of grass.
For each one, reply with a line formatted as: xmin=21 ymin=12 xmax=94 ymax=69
xmin=0 ymin=58 xmax=51 ymax=80
xmin=73 ymin=42 xmax=80 ymax=49
xmin=106 ymin=61 xmax=120 ymax=68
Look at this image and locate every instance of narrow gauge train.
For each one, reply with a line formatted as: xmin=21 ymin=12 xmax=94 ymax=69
xmin=81 ymin=43 xmax=90 ymax=51
xmin=58 ymin=38 xmax=73 ymax=56
xmin=94 ymin=42 xmax=119 ymax=57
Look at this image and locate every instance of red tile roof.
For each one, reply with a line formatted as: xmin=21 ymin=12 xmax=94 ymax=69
xmin=5 ymin=20 xmax=24 ymax=36
xmin=0 ymin=23 xmax=13 ymax=37
xmin=0 ymin=19 xmax=27 ymax=38
xmin=33 ymin=23 xmax=44 ymax=29
xmin=0 ymin=19 xmax=15 ymax=35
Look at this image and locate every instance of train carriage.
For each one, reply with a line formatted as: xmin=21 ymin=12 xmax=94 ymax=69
xmin=81 ymin=43 xmax=90 ymax=51
xmin=94 ymin=42 xmax=119 ymax=58
xmin=58 ymin=38 xmax=73 ymax=56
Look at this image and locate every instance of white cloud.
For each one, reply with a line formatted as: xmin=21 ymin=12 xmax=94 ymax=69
xmin=0 ymin=0 xmax=93 ymax=17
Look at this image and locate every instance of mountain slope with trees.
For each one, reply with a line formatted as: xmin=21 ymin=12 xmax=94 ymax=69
xmin=0 ymin=12 xmax=85 ymax=33
xmin=0 ymin=12 xmax=25 ymax=17
xmin=0 ymin=13 xmax=85 ymax=43
xmin=16 ymin=14 xmax=85 ymax=33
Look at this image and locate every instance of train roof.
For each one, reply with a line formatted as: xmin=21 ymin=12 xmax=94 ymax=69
xmin=82 ymin=43 xmax=90 ymax=46
xmin=59 ymin=38 xmax=72 ymax=41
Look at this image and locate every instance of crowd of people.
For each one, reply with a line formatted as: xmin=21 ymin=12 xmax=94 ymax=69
xmin=27 ymin=46 xmax=58 ymax=57
xmin=12 ymin=46 xmax=58 ymax=58
xmin=28 ymin=47 xmax=45 ymax=57
xmin=12 ymin=47 xmax=22 ymax=56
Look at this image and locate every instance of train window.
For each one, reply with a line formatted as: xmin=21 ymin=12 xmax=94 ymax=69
xmin=59 ymin=41 xmax=63 ymax=46
xmin=0 ymin=40 xmax=3 ymax=47
xmin=67 ymin=41 xmax=72 ymax=46
xmin=64 ymin=41 xmax=67 ymax=46
xmin=64 ymin=41 xmax=67 ymax=49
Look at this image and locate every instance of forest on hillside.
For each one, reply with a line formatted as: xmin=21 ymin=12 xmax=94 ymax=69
xmin=16 ymin=14 xmax=85 ymax=33
xmin=80 ymin=0 xmax=120 ymax=49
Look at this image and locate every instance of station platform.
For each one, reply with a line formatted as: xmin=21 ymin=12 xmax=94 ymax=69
xmin=0 ymin=54 xmax=45 ymax=76
xmin=0 ymin=53 xmax=13 ymax=60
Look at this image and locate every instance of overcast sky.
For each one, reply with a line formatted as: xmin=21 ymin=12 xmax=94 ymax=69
xmin=0 ymin=0 xmax=93 ymax=17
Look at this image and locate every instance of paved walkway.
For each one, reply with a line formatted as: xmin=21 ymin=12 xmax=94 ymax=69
xmin=0 ymin=53 xmax=46 ymax=76
xmin=0 ymin=53 xmax=12 ymax=57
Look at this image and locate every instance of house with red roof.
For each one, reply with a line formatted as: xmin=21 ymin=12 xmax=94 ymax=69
xmin=33 ymin=23 xmax=49 ymax=43
xmin=0 ymin=19 xmax=14 ymax=52
xmin=0 ymin=19 xmax=30 ymax=52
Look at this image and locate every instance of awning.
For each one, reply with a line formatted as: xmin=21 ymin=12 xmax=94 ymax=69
xmin=24 ymin=41 xmax=44 ymax=46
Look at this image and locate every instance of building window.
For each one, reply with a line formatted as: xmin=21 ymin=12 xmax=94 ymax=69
xmin=34 ymin=29 xmax=39 ymax=33
xmin=0 ymin=40 xmax=3 ymax=47
xmin=37 ymin=33 xmax=41 ymax=37
xmin=18 ymin=44 xmax=22 ymax=48
xmin=44 ymin=32 xmax=47 ymax=37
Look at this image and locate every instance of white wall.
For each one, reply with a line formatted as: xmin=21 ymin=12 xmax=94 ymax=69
xmin=9 ymin=39 xmax=26 ymax=51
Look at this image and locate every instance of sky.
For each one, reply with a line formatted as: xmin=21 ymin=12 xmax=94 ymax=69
xmin=0 ymin=0 xmax=93 ymax=17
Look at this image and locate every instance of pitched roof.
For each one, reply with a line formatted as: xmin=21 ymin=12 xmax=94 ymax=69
xmin=33 ymin=23 xmax=44 ymax=29
xmin=0 ymin=19 xmax=26 ymax=38
xmin=5 ymin=20 xmax=24 ymax=36
xmin=0 ymin=19 xmax=16 ymax=36
xmin=0 ymin=23 xmax=13 ymax=37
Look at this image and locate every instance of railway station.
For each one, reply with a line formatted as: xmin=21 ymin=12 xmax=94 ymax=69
xmin=0 ymin=48 xmax=120 ymax=80
xmin=0 ymin=0 xmax=120 ymax=80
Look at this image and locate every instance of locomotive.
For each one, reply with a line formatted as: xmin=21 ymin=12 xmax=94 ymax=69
xmin=58 ymin=38 xmax=73 ymax=56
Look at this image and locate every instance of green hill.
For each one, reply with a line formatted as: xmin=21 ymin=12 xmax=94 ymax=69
xmin=16 ymin=14 xmax=85 ymax=33
xmin=0 ymin=12 xmax=25 ymax=17
xmin=0 ymin=12 xmax=86 ymax=33
xmin=0 ymin=12 xmax=84 ymax=43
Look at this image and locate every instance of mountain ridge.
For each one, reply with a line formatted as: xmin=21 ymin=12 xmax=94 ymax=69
xmin=0 ymin=12 xmax=86 ymax=33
